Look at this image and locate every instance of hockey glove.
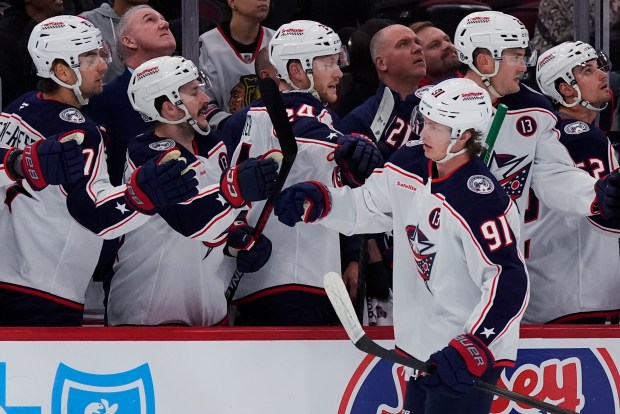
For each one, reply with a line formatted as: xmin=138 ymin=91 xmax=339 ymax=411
xmin=125 ymin=149 xmax=198 ymax=215
xmin=418 ymin=333 xmax=494 ymax=396
xmin=16 ymin=131 xmax=86 ymax=191
xmin=274 ymin=181 xmax=331 ymax=227
xmin=224 ymin=220 xmax=272 ymax=273
xmin=334 ymin=134 xmax=383 ymax=187
xmin=595 ymin=171 xmax=620 ymax=218
xmin=220 ymin=155 xmax=279 ymax=208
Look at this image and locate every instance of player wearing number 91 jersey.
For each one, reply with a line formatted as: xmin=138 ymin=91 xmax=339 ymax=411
xmin=275 ymin=78 xmax=529 ymax=413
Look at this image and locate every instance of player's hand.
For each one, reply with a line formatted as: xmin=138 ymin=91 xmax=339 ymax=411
xmin=224 ymin=220 xmax=272 ymax=273
xmin=220 ymin=155 xmax=279 ymax=208
xmin=274 ymin=181 xmax=331 ymax=227
xmin=595 ymin=171 xmax=620 ymax=218
xmin=125 ymin=149 xmax=198 ymax=215
xmin=19 ymin=130 xmax=86 ymax=191
xmin=334 ymin=134 xmax=383 ymax=187
xmin=417 ymin=333 xmax=494 ymax=396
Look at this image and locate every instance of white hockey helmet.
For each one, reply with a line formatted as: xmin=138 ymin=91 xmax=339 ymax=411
xmin=269 ymin=20 xmax=348 ymax=92
xmin=28 ymin=15 xmax=110 ymax=105
xmin=454 ymin=11 xmax=533 ymax=97
xmin=414 ymin=78 xmax=493 ymax=163
xmin=536 ymin=41 xmax=611 ymax=111
xmin=128 ymin=56 xmax=213 ymax=135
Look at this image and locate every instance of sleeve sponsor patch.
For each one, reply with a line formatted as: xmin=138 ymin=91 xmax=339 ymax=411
xmin=467 ymin=174 xmax=495 ymax=194
xmin=148 ymin=139 xmax=176 ymax=151
xmin=564 ymin=121 xmax=590 ymax=135
xmin=59 ymin=108 xmax=86 ymax=124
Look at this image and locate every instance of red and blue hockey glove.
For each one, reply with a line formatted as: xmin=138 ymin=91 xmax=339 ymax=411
xmin=595 ymin=171 xmax=620 ymax=218
xmin=220 ymin=155 xmax=279 ymax=208
xmin=418 ymin=333 xmax=494 ymax=396
xmin=224 ymin=220 xmax=272 ymax=273
xmin=125 ymin=149 xmax=198 ymax=215
xmin=17 ymin=131 xmax=85 ymax=191
xmin=334 ymin=134 xmax=383 ymax=187
xmin=274 ymin=181 xmax=331 ymax=227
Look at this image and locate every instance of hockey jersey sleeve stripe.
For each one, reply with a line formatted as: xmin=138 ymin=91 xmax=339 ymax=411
xmin=444 ymin=200 xmax=529 ymax=347
xmin=190 ymin=205 xmax=234 ymax=239
xmin=95 ymin=188 xmax=126 ymax=206
xmin=207 ymin=140 xmax=226 ymax=158
xmin=86 ymin=140 xmax=105 ymax=202
xmin=96 ymin=211 xmax=142 ymax=237
xmin=296 ymin=137 xmax=337 ymax=150
xmin=385 ymin=163 xmax=425 ymax=185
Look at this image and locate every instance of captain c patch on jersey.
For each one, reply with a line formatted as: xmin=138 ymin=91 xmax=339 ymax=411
xmin=467 ymin=175 xmax=494 ymax=194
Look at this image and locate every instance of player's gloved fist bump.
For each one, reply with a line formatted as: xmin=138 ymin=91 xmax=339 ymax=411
xmin=224 ymin=221 xmax=272 ymax=273
xmin=125 ymin=149 xmax=198 ymax=215
xmin=335 ymin=134 xmax=383 ymax=187
xmin=595 ymin=171 xmax=620 ymax=218
xmin=418 ymin=333 xmax=494 ymax=396
xmin=274 ymin=181 xmax=331 ymax=227
xmin=19 ymin=130 xmax=86 ymax=191
xmin=220 ymin=155 xmax=279 ymax=208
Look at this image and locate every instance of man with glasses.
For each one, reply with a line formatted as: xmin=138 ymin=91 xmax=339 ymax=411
xmin=0 ymin=16 xmax=198 ymax=326
xmin=524 ymin=41 xmax=620 ymax=324
xmin=455 ymin=11 xmax=620 ymax=243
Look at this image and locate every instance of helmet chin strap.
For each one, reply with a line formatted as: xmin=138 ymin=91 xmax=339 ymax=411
xmin=471 ymin=61 xmax=503 ymax=99
xmin=562 ymin=84 xmax=608 ymax=112
xmin=287 ymin=72 xmax=321 ymax=101
xmin=51 ymin=69 xmax=89 ymax=106
xmin=159 ymin=102 xmax=211 ymax=136
xmin=435 ymin=141 xmax=467 ymax=164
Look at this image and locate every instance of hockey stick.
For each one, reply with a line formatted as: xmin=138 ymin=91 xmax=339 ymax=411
xmin=354 ymin=87 xmax=396 ymax=322
xmin=324 ymin=272 xmax=579 ymax=414
xmin=482 ymin=103 xmax=508 ymax=166
xmin=225 ymin=78 xmax=298 ymax=303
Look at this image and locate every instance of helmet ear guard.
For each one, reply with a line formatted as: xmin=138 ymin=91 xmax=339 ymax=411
xmin=28 ymin=15 xmax=107 ymax=105
xmin=536 ymin=41 xmax=611 ymax=111
xmin=128 ymin=56 xmax=213 ymax=135
xmin=415 ymin=78 xmax=493 ymax=163
xmin=268 ymin=20 xmax=347 ymax=98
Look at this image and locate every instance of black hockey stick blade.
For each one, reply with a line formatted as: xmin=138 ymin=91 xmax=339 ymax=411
xmin=324 ymin=272 xmax=579 ymax=414
xmin=225 ymin=78 xmax=298 ymax=303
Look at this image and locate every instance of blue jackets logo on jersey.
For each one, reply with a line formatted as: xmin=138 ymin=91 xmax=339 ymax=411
xmin=51 ymin=363 xmax=155 ymax=414
xmin=564 ymin=121 xmax=590 ymax=135
xmin=406 ymin=225 xmax=436 ymax=289
xmin=59 ymin=108 xmax=85 ymax=124
xmin=467 ymin=175 xmax=495 ymax=194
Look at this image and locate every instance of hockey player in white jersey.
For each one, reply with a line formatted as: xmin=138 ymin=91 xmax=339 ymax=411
xmin=107 ymin=55 xmax=275 ymax=326
xmin=453 ymin=11 xmax=620 ymax=230
xmin=226 ymin=20 xmax=383 ymax=325
xmin=524 ymin=41 xmax=620 ymax=324
xmin=273 ymin=78 xmax=529 ymax=414
xmin=0 ymin=16 xmax=199 ymax=326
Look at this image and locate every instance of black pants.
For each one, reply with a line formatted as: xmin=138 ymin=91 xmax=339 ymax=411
xmin=236 ymin=290 xmax=338 ymax=326
xmin=403 ymin=367 xmax=504 ymax=414
xmin=0 ymin=288 xmax=83 ymax=326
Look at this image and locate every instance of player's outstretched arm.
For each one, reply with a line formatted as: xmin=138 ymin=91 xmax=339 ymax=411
xmin=274 ymin=181 xmax=332 ymax=227
xmin=4 ymin=130 xmax=85 ymax=191
xmin=219 ymin=155 xmax=279 ymax=208
xmin=334 ymin=135 xmax=383 ymax=187
xmin=125 ymin=149 xmax=199 ymax=215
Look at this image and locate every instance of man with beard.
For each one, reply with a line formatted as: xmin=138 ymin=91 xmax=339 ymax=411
xmin=410 ymin=21 xmax=462 ymax=88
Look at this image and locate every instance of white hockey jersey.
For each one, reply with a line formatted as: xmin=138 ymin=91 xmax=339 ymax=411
xmin=487 ymin=86 xmax=598 ymax=236
xmin=229 ymin=91 xmax=344 ymax=303
xmin=107 ymin=132 xmax=237 ymax=326
xmin=198 ymin=24 xmax=274 ymax=114
xmin=523 ymin=117 xmax=620 ymax=323
xmin=0 ymin=92 xmax=151 ymax=307
xmin=322 ymin=144 xmax=529 ymax=365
